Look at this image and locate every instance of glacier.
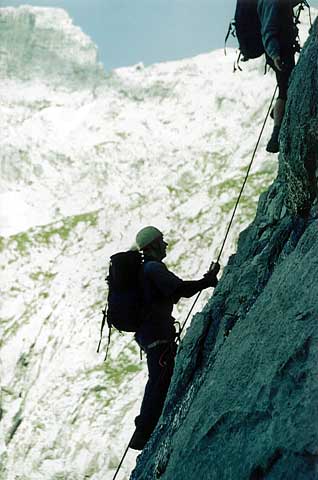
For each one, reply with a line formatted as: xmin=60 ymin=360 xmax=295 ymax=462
xmin=0 ymin=5 xmax=315 ymax=480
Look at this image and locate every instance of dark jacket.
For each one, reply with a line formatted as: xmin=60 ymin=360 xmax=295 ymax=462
xmin=135 ymin=258 xmax=217 ymax=348
xmin=257 ymin=0 xmax=298 ymax=60
xmin=136 ymin=260 xmax=183 ymax=347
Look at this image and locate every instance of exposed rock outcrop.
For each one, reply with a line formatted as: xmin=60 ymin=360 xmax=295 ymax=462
xmin=131 ymin=20 xmax=318 ymax=480
xmin=280 ymin=19 xmax=318 ymax=213
xmin=0 ymin=6 xmax=105 ymax=88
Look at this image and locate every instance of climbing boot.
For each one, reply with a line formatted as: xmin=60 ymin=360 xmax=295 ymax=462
xmin=266 ymin=125 xmax=280 ymax=153
xmin=129 ymin=428 xmax=150 ymax=451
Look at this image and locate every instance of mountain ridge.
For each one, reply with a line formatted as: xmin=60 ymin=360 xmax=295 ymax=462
xmin=0 ymin=6 xmax=105 ymax=88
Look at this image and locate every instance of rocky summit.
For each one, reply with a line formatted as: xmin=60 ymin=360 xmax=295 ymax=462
xmin=131 ymin=20 xmax=318 ymax=480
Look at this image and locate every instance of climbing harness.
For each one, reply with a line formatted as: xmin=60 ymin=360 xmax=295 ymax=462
xmin=97 ymin=307 xmax=112 ymax=361
xmin=110 ymin=85 xmax=278 ymax=479
xmin=159 ymin=342 xmax=177 ymax=368
xmin=179 ymin=84 xmax=278 ymax=336
xmin=97 ymin=307 xmax=107 ymax=354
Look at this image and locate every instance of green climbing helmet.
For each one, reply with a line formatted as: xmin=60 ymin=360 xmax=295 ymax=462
xmin=135 ymin=226 xmax=163 ymax=250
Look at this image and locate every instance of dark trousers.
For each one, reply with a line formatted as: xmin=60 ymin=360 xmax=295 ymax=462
xmin=135 ymin=342 xmax=177 ymax=435
xmin=266 ymin=49 xmax=295 ymax=100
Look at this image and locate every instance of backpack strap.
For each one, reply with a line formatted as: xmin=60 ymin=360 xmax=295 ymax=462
xmin=103 ymin=276 xmax=113 ymax=361
xmin=97 ymin=304 xmax=108 ymax=353
xmin=233 ymin=51 xmax=243 ymax=72
xmin=97 ymin=273 xmax=113 ymax=355
xmin=224 ymin=20 xmax=236 ymax=56
xmin=104 ymin=325 xmax=112 ymax=362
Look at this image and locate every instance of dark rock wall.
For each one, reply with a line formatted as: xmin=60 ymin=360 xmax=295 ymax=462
xmin=280 ymin=20 xmax=318 ymax=213
xmin=131 ymin=19 xmax=318 ymax=480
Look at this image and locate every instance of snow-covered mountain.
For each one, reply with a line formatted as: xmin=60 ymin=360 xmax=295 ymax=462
xmin=0 ymin=6 xmax=105 ymax=88
xmin=0 ymin=6 xmax=314 ymax=480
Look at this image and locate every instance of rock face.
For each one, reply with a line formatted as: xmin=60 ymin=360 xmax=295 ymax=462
xmin=131 ymin=21 xmax=318 ymax=480
xmin=280 ymin=20 xmax=318 ymax=214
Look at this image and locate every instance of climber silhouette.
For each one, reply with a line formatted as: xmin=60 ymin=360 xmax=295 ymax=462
xmin=129 ymin=226 xmax=220 ymax=450
xmin=258 ymin=0 xmax=302 ymax=153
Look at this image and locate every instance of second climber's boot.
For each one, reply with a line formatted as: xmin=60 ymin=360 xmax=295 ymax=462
xmin=266 ymin=125 xmax=281 ymax=153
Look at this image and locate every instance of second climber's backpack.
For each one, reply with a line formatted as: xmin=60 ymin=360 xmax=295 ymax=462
xmin=234 ymin=0 xmax=264 ymax=61
xmin=226 ymin=0 xmax=309 ymax=63
xmin=224 ymin=0 xmax=264 ymax=62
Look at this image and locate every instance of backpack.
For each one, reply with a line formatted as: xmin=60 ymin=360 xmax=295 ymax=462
xmin=225 ymin=0 xmax=264 ymax=62
xmin=97 ymin=250 xmax=144 ymax=359
xmin=225 ymin=0 xmax=309 ymax=63
xmin=234 ymin=0 xmax=264 ymax=61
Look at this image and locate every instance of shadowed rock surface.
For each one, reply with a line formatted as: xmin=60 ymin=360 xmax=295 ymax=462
xmin=131 ymin=20 xmax=318 ymax=480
